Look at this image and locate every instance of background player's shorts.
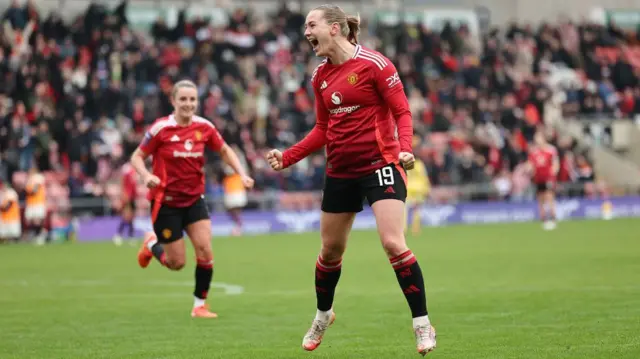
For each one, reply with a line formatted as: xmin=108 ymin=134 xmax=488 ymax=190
xmin=0 ymin=222 xmax=21 ymax=238
xmin=406 ymin=195 xmax=425 ymax=206
xmin=322 ymin=163 xmax=407 ymax=213
xmin=406 ymin=188 xmax=427 ymax=206
xmin=224 ymin=191 xmax=248 ymax=209
xmin=150 ymin=197 xmax=210 ymax=243
xmin=535 ymin=181 xmax=556 ymax=194
xmin=25 ymin=204 xmax=46 ymax=221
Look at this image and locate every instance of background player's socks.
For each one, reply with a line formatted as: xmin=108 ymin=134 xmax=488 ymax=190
xmin=315 ymin=255 xmax=342 ymax=311
xmin=147 ymin=238 xmax=167 ymax=265
xmin=549 ymin=206 xmax=557 ymax=222
xmin=228 ymin=211 xmax=242 ymax=227
xmin=390 ymin=250 xmax=428 ymax=318
xmin=194 ymin=258 xmax=214 ymax=303
xmin=119 ymin=220 xmax=133 ymax=240
xmin=117 ymin=220 xmax=126 ymax=236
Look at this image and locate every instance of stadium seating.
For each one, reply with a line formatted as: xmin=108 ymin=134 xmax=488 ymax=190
xmin=0 ymin=0 xmax=624 ymax=213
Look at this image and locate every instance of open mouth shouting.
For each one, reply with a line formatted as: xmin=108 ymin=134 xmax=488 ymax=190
xmin=308 ymin=37 xmax=320 ymax=52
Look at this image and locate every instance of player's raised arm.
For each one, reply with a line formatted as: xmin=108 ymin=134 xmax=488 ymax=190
xmin=278 ymin=79 xmax=329 ymax=170
xmin=130 ymin=128 xmax=162 ymax=189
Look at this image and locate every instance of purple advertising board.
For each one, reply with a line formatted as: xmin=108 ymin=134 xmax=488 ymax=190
xmin=76 ymin=196 xmax=640 ymax=241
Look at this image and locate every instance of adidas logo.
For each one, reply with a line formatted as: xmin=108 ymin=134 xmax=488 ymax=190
xmin=170 ymin=135 xmax=180 ymax=142
xmin=384 ymin=186 xmax=395 ymax=194
xmin=403 ymin=285 xmax=421 ymax=294
xmin=320 ymin=81 xmax=327 ymax=90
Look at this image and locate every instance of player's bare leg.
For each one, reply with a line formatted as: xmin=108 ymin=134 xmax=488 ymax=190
xmin=227 ymin=208 xmax=243 ymax=236
xmin=543 ymin=190 xmax=557 ymax=230
xmin=137 ymin=232 xmax=186 ymax=270
xmin=30 ymin=218 xmax=46 ymax=246
xmin=186 ymin=219 xmax=217 ymax=318
xmin=536 ymin=193 xmax=548 ymax=228
xmin=302 ymin=211 xmax=355 ymax=351
xmin=372 ymin=199 xmax=436 ymax=356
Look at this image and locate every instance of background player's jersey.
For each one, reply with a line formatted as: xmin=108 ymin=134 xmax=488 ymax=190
xmin=0 ymin=188 xmax=20 ymax=223
xmin=25 ymin=173 xmax=45 ymax=208
xmin=222 ymin=147 xmax=248 ymax=196
xmin=407 ymin=159 xmax=430 ymax=197
xmin=140 ymin=115 xmax=226 ymax=207
xmin=528 ymin=145 xmax=558 ymax=183
xmin=311 ymin=44 xmax=412 ymax=178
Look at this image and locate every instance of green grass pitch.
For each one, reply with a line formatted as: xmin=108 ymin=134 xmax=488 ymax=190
xmin=1 ymin=219 xmax=640 ymax=358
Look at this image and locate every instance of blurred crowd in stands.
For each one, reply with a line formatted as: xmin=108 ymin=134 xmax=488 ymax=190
xmin=0 ymin=0 xmax=625 ymax=214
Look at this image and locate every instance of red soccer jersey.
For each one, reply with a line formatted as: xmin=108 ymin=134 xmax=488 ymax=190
xmin=282 ymin=44 xmax=413 ymax=178
xmin=139 ymin=115 xmax=225 ymax=208
xmin=528 ymin=145 xmax=558 ymax=183
xmin=121 ymin=164 xmax=137 ymax=203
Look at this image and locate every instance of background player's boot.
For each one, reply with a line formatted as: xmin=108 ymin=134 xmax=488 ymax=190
xmin=543 ymin=220 xmax=557 ymax=231
xmin=302 ymin=311 xmax=336 ymax=351
xmin=415 ymin=324 xmax=436 ymax=356
xmin=112 ymin=234 xmax=123 ymax=247
xmin=191 ymin=304 xmax=218 ymax=318
xmin=137 ymin=232 xmax=155 ymax=268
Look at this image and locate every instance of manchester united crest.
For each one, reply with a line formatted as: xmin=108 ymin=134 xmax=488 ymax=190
xmin=347 ymin=72 xmax=358 ymax=85
xmin=195 ymin=131 xmax=202 ymax=141
xmin=162 ymin=229 xmax=172 ymax=239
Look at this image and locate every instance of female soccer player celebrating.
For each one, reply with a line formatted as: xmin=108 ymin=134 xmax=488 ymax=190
xmin=267 ymin=5 xmax=436 ymax=356
xmin=131 ymin=80 xmax=254 ymax=318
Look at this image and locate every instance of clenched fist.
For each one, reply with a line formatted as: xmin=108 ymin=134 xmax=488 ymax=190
xmin=266 ymin=149 xmax=284 ymax=171
xmin=143 ymin=174 xmax=161 ymax=188
xmin=399 ymin=152 xmax=415 ymax=170
xmin=241 ymin=175 xmax=255 ymax=189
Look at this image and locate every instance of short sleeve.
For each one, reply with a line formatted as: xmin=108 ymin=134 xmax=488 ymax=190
xmin=139 ymin=130 xmax=161 ymax=155
xmin=207 ymin=127 xmax=225 ymax=152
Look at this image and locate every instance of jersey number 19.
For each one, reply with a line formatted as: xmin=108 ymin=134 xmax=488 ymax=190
xmin=376 ymin=167 xmax=395 ymax=186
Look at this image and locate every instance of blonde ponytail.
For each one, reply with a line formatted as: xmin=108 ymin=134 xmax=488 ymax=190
xmin=346 ymin=14 xmax=361 ymax=45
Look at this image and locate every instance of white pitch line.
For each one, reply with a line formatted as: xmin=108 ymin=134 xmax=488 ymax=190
xmin=0 ymin=279 xmax=245 ymax=296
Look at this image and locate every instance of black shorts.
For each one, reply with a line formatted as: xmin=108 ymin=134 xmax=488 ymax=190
xmin=321 ymin=163 xmax=407 ymax=213
xmin=150 ymin=197 xmax=210 ymax=243
xmin=123 ymin=198 xmax=136 ymax=212
xmin=535 ymin=181 xmax=556 ymax=194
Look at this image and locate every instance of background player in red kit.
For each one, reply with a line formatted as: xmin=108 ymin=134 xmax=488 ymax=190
xmin=130 ymin=80 xmax=254 ymax=318
xmin=266 ymin=5 xmax=436 ymax=356
xmin=112 ymin=163 xmax=137 ymax=246
xmin=528 ymin=131 xmax=560 ymax=230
